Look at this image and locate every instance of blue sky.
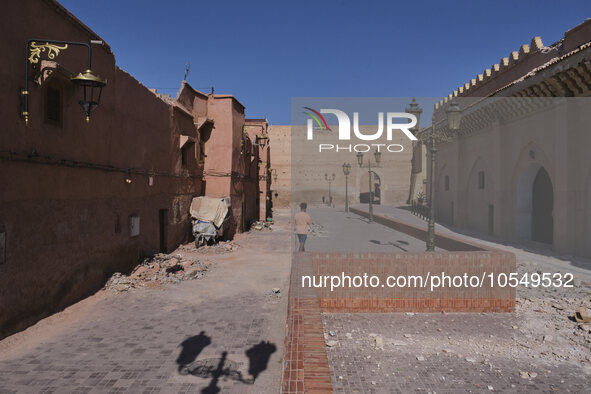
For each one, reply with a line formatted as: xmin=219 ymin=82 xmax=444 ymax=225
xmin=60 ymin=0 xmax=591 ymax=124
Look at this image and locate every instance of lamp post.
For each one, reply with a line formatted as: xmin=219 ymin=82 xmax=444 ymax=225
xmin=342 ymin=162 xmax=351 ymax=213
xmin=325 ymin=172 xmax=335 ymax=206
xmin=21 ymin=39 xmax=106 ymax=125
xmin=357 ymin=149 xmax=381 ymax=222
xmin=423 ymin=100 xmax=461 ymax=251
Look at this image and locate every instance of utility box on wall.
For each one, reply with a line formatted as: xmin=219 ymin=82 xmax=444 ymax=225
xmin=129 ymin=215 xmax=140 ymax=237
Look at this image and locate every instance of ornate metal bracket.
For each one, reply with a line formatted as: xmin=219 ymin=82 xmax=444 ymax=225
xmin=28 ymin=42 xmax=69 ymax=64
xmin=21 ymin=39 xmax=93 ymax=126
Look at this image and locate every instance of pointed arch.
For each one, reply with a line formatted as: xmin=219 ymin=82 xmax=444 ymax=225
xmin=511 ymin=142 xmax=554 ymax=241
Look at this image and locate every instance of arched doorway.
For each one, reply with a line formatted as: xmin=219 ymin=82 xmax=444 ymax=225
xmin=515 ymin=164 xmax=553 ymax=244
xmin=531 ymin=168 xmax=553 ymax=244
xmin=359 ymin=172 xmax=381 ymax=205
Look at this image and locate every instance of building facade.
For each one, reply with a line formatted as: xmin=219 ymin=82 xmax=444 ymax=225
xmin=175 ymin=84 xmax=270 ymax=235
xmin=412 ymin=19 xmax=591 ymax=258
xmin=0 ymin=0 xmax=268 ymax=339
xmin=268 ymin=125 xmax=292 ymax=208
xmin=244 ymin=119 xmax=272 ymax=221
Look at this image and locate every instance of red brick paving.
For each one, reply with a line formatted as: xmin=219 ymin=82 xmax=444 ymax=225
xmin=282 ymin=253 xmax=333 ymax=393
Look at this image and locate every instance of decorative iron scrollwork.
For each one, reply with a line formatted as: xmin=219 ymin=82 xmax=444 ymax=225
xmin=28 ymin=42 xmax=68 ymax=64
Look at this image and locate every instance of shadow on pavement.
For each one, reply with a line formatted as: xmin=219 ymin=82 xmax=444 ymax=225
xmin=176 ymin=331 xmax=212 ymax=372
xmin=245 ymin=341 xmax=277 ymax=382
xmin=387 ymin=204 xmax=591 ymax=271
xmin=369 ymin=239 xmax=408 ymax=252
xmin=176 ymin=333 xmax=277 ymax=392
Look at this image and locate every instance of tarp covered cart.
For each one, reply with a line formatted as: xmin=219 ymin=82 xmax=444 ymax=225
xmin=189 ymin=196 xmax=231 ymax=247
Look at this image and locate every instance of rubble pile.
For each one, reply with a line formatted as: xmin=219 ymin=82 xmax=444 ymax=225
xmin=195 ymin=240 xmax=241 ymax=254
xmin=512 ymin=260 xmax=591 ymax=366
xmin=104 ymin=254 xmax=211 ymax=292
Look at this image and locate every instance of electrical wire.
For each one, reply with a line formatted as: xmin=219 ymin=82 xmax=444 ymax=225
xmin=0 ymin=150 xmax=202 ymax=179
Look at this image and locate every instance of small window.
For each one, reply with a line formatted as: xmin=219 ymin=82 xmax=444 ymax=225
xmin=129 ymin=215 xmax=140 ymax=237
xmin=444 ymin=175 xmax=450 ymax=191
xmin=45 ymin=83 xmax=62 ymax=126
xmin=478 ymin=171 xmax=485 ymax=189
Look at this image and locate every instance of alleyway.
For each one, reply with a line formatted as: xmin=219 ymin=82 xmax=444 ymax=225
xmin=0 ymin=211 xmax=292 ymax=394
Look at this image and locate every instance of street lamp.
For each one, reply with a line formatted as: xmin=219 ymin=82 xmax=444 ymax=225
xmin=446 ymin=101 xmax=462 ymax=130
xmin=342 ymin=162 xmax=351 ymax=213
xmin=255 ymin=133 xmax=268 ymax=148
xmin=424 ymin=100 xmax=461 ymax=251
xmin=20 ymin=39 xmax=106 ymax=125
xmin=71 ymin=69 xmax=107 ymax=122
xmin=357 ymin=149 xmax=381 ymax=222
xmin=325 ymin=172 xmax=335 ymax=206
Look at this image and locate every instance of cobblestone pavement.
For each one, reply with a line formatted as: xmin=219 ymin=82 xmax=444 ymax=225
xmin=323 ymin=312 xmax=590 ymax=393
xmin=0 ymin=211 xmax=292 ymax=394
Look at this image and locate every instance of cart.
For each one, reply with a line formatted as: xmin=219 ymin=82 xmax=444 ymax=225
xmin=189 ymin=196 xmax=231 ymax=247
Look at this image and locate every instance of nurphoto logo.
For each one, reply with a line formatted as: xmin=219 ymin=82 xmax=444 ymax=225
xmin=304 ymin=107 xmax=418 ymax=153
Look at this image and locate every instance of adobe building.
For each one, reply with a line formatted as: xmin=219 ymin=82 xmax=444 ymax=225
xmin=411 ymin=19 xmax=591 ymax=258
xmin=0 ymin=0 xmax=267 ymax=339
xmin=244 ymin=118 xmax=272 ymax=221
xmin=175 ymin=84 xmax=271 ymax=234
xmin=268 ymin=125 xmax=292 ymax=208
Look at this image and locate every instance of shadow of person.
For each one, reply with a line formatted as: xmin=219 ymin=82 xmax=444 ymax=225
xmin=245 ymin=341 xmax=277 ymax=383
xmin=176 ymin=331 xmax=212 ymax=373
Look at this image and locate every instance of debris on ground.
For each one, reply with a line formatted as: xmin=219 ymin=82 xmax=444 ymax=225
xmin=104 ymin=253 xmax=211 ymax=292
xmin=194 ymin=240 xmax=240 ymax=254
xmin=250 ymin=220 xmax=273 ymax=231
xmin=574 ymin=307 xmax=591 ymax=323
xmin=309 ymin=223 xmax=328 ymax=237
xmin=265 ymin=288 xmax=282 ymax=303
xmin=375 ymin=336 xmax=384 ymax=349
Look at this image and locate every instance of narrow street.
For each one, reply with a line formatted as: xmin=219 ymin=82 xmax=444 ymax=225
xmin=0 ymin=210 xmax=292 ymax=394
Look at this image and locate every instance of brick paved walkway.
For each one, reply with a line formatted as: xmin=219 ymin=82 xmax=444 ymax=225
xmin=0 ymin=211 xmax=292 ymax=394
xmin=282 ymin=253 xmax=332 ymax=394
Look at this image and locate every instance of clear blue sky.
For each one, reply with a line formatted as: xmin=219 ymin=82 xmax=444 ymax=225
xmin=60 ymin=0 xmax=591 ymax=124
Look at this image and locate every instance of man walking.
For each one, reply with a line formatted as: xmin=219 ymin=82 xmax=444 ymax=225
xmin=294 ymin=202 xmax=312 ymax=252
